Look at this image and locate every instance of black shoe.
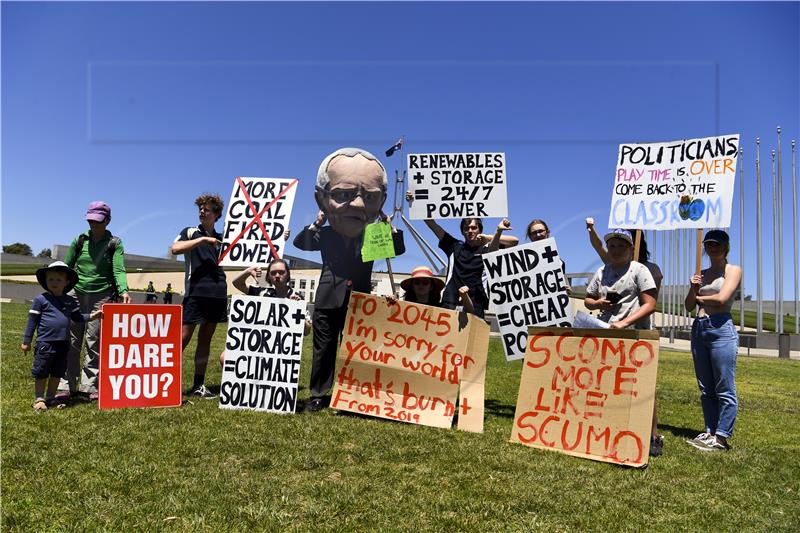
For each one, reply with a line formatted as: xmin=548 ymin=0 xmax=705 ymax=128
xmin=649 ymin=435 xmax=664 ymax=457
xmin=305 ymin=398 xmax=325 ymax=412
xmin=190 ymin=384 xmax=217 ymax=399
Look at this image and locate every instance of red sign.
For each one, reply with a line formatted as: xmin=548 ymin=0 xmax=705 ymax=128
xmin=99 ymin=304 xmax=182 ymax=409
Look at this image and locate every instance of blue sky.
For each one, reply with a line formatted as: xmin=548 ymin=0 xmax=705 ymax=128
xmin=3 ymin=1 xmax=798 ymax=298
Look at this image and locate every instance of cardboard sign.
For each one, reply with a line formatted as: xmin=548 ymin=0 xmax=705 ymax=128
xmin=330 ymin=293 xmax=490 ymax=432
xmin=219 ymin=177 xmax=298 ymax=266
xmin=483 ymin=239 xmax=574 ymax=361
xmin=511 ymin=328 xmax=659 ymax=467
xmin=219 ymin=295 xmax=305 ymax=413
xmin=608 ymin=134 xmax=739 ymax=230
xmin=408 ymin=152 xmax=508 ymax=219
xmin=361 ymin=221 xmax=396 ymax=263
xmin=99 ymin=304 xmax=182 ymax=409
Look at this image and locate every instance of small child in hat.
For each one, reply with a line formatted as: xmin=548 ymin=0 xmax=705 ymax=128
xmin=21 ymin=261 xmax=103 ymax=411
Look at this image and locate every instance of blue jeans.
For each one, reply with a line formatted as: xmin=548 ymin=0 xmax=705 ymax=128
xmin=691 ymin=313 xmax=739 ymax=438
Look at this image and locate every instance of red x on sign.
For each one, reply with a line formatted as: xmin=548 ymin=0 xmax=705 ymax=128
xmin=218 ymin=177 xmax=298 ymax=265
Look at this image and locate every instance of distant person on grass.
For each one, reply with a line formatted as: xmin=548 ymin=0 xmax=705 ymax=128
xmin=220 ymin=259 xmax=311 ymax=365
xmin=145 ymin=281 xmax=157 ymax=303
xmin=163 ymin=283 xmax=174 ymax=304
xmin=57 ymin=201 xmax=130 ymax=402
xmin=22 ymin=262 xmax=102 ymax=411
xmin=170 ymin=194 xmax=227 ymax=399
xmin=684 ymin=230 xmax=742 ymax=452
xmin=294 ymin=147 xmax=405 ymax=412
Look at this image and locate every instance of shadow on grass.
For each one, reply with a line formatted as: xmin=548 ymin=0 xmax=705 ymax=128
xmin=484 ymin=399 xmax=516 ymax=419
xmin=659 ymin=423 xmax=700 ymax=440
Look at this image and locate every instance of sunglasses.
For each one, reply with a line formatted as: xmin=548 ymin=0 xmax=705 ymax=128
xmin=317 ymin=186 xmax=384 ymax=205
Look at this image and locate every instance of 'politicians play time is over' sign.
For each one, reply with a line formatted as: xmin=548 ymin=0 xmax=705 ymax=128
xmin=608 ymin=134 xmax=739 ymax=230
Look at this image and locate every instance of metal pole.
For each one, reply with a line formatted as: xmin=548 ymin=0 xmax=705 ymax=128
xmin=668 ymin=230 xmax=674 ymax=342
xmin=661 ymin=227 xmax=666 ymax=332
xmin=772 ymin=149 xmax=778 ymax=332
xmin=777 ymin=127 xmax=784 ymax=333
xmin=756 ymin=138 xmax=764 ymax=333
xmin=792 ymin=139 xmax=798 ymax=334
xmin=739 ymin=146 xmax=745 ymax=332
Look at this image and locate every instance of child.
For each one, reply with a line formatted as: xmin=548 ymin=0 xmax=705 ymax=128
xmin=22 ymin=261 xmax=102 ymax=411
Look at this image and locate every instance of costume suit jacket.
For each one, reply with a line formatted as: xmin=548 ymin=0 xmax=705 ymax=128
xmin=294 ymin=225 xmax=405 ymax=310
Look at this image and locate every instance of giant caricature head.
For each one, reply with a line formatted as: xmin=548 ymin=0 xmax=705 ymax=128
xmin=315 ymin=147 xmax=388 ymax=239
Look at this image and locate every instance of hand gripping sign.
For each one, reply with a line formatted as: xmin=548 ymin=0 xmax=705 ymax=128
xmin=330 ymin=293 xmax=490 ymax=432
xmin=483 ymin=238 xmax=574 ymax=361
xmin=219 ymin=177 xmax=298 ymax=267
xmin=99 ymin=304 xmax=182 ymax=409
xmin=219 ymin=295 xmax=306 ymax=414
xmin=608 ymin=134 xmax=739 ymax=230
xmin=408 ymin=152 xmax=508 ymax=220
xmin=510 ymin=327 xmax=659 ymax=467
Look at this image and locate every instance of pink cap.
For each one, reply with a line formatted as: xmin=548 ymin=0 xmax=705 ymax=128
xmin=86 ymin=201 xmax=111 ymax=222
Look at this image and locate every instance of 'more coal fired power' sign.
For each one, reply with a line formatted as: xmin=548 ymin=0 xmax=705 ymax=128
xmin=219 ymin=177 xmax=298 ymax=267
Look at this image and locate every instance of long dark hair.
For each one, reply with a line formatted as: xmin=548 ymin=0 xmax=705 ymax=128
xmin=626 ymin=229 xmax=650 ymax=262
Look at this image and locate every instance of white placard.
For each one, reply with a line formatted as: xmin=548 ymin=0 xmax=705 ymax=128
xmin=608 ymin=134 xmax=739 ymax=230
xmin=219 ymin=177 xmax=298 ymax=267
xmin=408 ymin=153 xmax=508 ymax=219
xmin=483 ymin=238 xmax=573 ymax=361
xmin=219 ymin=295 xmax=305 ymax=413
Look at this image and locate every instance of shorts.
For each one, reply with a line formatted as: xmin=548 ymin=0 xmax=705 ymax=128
xmin=31 ymin=341 xmax=70 ymax=379
xmin=182 ymin=296 xmax=228 ymax=325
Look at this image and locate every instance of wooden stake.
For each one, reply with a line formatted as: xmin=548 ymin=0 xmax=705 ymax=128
xmin=694 ymin=229 xmax=703 ymax=275
xmin=633 ymin=230 xmax=642 ymax=262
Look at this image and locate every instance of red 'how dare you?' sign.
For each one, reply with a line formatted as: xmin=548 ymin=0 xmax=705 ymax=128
xmin=99 ymin=304 xmax=182 ymax=409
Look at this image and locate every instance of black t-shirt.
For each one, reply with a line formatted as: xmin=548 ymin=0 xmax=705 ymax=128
xmin=176 ymin=225 xmax=227 ymax=299
xmin=247 ymin=286 xmax=295 ymax=298
xmin=439 ymin=232 xmax=490 ymax=308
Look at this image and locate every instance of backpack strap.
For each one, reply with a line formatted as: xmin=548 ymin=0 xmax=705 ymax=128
xmin=68 ymin=234 xmax=88 ymax=269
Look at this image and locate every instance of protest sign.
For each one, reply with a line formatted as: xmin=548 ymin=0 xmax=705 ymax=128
xmin=408 ymin=152 xmax=508 ymax=219
xmin=361 ymin=221 xmax=396 ymax=263
xmin=219 ymin=295 xmax=305 ymax=414
xmin=608 ymin=134 xmax=739 ymax=230
xmin=330 ymin=293 xmax=490 ymax=432
xmin=510 ymin=327 xmax=659 ymax=467
xmin=219 ymin=177 xmax=298 ymax=267
xmin=483 ymin=239 xmax=573 ymax=361
xmin=99 ymin=304 xmax=182 ymax=409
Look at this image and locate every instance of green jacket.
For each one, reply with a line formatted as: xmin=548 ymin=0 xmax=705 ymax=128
xmin=64 ymin=230 xmax=129 ymax=295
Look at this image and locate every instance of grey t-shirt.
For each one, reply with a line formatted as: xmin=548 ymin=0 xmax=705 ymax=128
xmin=586 ymin=260 xmax=657 ymax=329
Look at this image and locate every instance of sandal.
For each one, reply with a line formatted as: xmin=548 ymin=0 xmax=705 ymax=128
xmin=33 ymin=398 xmax=47 ymax=411
xmin=46 ymin=397 xmax=67 ymax=409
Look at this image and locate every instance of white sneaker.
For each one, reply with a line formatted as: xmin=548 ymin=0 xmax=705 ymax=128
xmin=699 ymin=435 xmax=730 ymax=452
xmin=190 ymin=384 xmax=217 ymax=399
xmin=685 ymin=432 xmax=715 ymax=450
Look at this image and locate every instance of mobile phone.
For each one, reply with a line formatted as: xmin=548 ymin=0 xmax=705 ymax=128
xmin=606 ymin=291 xmax=622 ymax=305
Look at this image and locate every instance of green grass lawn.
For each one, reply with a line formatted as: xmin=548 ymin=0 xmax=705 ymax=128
xmin=2 ymin=301 xmax=798 ymax=531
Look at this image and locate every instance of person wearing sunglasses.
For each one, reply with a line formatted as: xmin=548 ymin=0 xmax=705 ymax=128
xmin=293 ymin=147 xmax=405 ymax=412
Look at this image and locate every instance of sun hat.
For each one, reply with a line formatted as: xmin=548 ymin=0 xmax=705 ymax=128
xmin=400 ymin=266 xmax=445 ymax=292
xmin=603 ymin=228 xmax=634 ymax=246
xmin=36 ymin=261 xmax=79 ymax=293
xmin=86 ymin=201 xmax=111 ymax=222
xmin=702 ymin=229 xmax=730 ymax=245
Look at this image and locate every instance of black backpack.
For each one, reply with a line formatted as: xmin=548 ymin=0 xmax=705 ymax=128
xmin=68 ymin=233 xmax=123 ymax=301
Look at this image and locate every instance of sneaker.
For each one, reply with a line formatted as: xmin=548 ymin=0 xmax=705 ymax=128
xmin=649 ymin=434 xmax=664 ymax=457
xmin=697 ymin=435 xmax=730 ymax=452
xmin=54 ymin=390 xmax=71 ymax=401
xmin=88 ymin=392 xmax=99 ymax=401
xmin=190 ymin=384 xmax=217 ymax=399
xmin=686 ymin=432 xmax=715 ymax=450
